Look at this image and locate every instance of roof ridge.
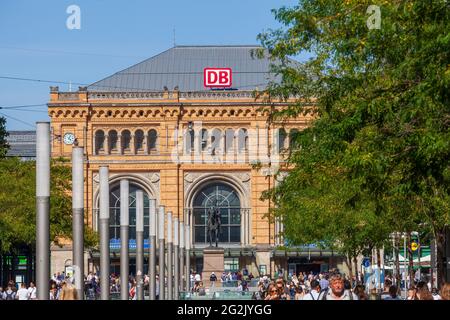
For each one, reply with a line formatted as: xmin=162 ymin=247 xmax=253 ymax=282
xmin=174 ymin=45 xmax=262 ymax=48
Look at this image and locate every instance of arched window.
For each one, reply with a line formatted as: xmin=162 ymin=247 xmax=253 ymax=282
xmin=278 ymin=128 xmax=287 ymax=153
xmin=109 ymin=130 xmax=118 ymax=152
xmin=289 ymin=129 xmax=299 ymax=150
xmin=121 ymin=130 xmax=131 ymax=153
xmin=211 ymin=129 xmax=222 ymax=155
xmin=185 ymin=127 xmax=195 ymax=153
xmin=148 ymin=129 xmax=158 ymax=153
xmin=135 ymin=130 xmax=144 ymax=152
xmin=108 ymin=183 xmax=152 ymax=242
xmin=95 ymin=130 xmax=105 ymax=155
xmin=225 ymin=129 xmax=234 ymax=153
xmin=200 ymin=129 xmax=208 ymax=151
xmin=238 ymin=129 xmax=248 ymax=152
xmin=193 ymin=182 xmax=241 ymax=244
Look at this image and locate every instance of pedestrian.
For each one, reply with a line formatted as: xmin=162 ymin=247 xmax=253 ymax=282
xmin=4 ymin=285 xmax=16 ymax=300
xmin=0 ymin=286 xmax=4 ymax=300
xmin=380 ymin=279 xmax=392 ymax=300
xmin=440 ymin=283 xmax=450 ymax=300
xmin=384 ymin=285 xmax=401 ymax=300
xmin=294 ymin=286 xmax=304 ymax=300
xmin=353 ymin=285 xmax=368 ymax=300
xmin=264 ymin=284 xmax=279 ymax=300
xmin=49 ymin=282 xmax=59 ymax=300
xmin=129 ymin=280 xmax=137 ymax=300
xmin=59 ymin=280 xmax=78 ymax=300
xmin=210 ymin=272 xmax=217 ymax=288
xmin=27 ymin=281 xmax=37 ymax=300
xmin=15 ymin=283 xmax=27 ymax=300
xmin=416 ymin=282 xmax=433 ymax=300
xmin=318 ymin=273 xmax=358 ymax=300
xmin=303 ymin=280 xmax=320 ymax=300
xmin=319 ymin=274 xmax=329 ymax=291
xmin=406 ymin=287 xmax=417 ymax=300
xmin=275 ymin=278 xmax=290 ymax=300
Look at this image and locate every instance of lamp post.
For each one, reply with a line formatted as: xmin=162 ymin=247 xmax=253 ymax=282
xmin=136 ymin=190 xmax=144 ymax=300
xmin=167 ymin=211 xmax=173 ymax=300
xmin=149 ymin=199 xmax=156 ymax=300
xmin=185 ymin=224 xmax=191 ymax=292
xmin=173 ymin=217 xmax=179 ymax=300
xmin=179 ymin=222 xmax=185 ymax=293
xmin=72 ymin=146 xmax=84 ymax=300
xmin=158 ymin=206 xmax=165 ymax=300
xmin=36 ymin=122 xmax=50 ymax=300
xmin=120 ymin=179 xmax=129 ymax=300
xmin=99 ymin=166 xmax=110 ymax=300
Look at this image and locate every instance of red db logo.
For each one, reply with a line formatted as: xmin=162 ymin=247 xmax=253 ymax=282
xmin=204 ymin=68 xmax=232 ymax=87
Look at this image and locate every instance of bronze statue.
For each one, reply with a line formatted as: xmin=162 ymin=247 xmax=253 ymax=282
xmin=207 ymin=206 xmax=221 ymax=247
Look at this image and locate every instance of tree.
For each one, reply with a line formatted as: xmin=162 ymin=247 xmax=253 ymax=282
xmin=259 ymin=0 xmax=449 ymax=286
xmin=0 ymin=116 xmax=9 ymax=158
xmin=0 ymin=157 xmax=97 ymax=255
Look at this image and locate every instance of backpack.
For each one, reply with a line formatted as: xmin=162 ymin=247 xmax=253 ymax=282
xmin=5 ymin=291 xmax=15 ymax=300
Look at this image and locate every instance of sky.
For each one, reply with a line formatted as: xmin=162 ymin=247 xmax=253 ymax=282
xmin=0 ymin=0 xmax=303 ymax=130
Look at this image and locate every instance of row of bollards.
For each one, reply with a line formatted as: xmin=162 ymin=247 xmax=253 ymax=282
xmin=99 ymin=166 xmax=191 ymax=300
xmin=35 ymin=122 xmax=191 ymax=300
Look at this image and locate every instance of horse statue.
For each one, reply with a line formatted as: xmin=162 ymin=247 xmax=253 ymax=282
xmin=207 ymin=206 xmax=221 ymax=247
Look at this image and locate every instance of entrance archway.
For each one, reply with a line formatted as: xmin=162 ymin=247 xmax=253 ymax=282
xmin=192 ymin=182 xmax=241 ymax=245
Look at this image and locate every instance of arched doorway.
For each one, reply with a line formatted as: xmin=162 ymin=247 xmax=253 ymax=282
xmin=109 ymin=183 xmax=151 ymax=241
xmin=192 ymin=182 xmax=241 ymax=245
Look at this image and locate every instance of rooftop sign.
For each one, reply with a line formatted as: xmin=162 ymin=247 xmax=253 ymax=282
xmin=204 ymin=68 xmax=232 ymax=88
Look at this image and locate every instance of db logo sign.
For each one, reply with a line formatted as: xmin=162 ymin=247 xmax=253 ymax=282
xmin=204 ymin=68 xmax=232 ymax=87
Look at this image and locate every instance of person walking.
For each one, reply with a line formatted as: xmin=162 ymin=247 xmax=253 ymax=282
xmin=303 ymin=280 xmax=320 ymax=300
xmin=318 ymin=273 xmax=358 ymax=300
xmin=59 ymin=280 xmax=78 ymax=300
xmin=209 ymin=272 xmax=217 ymax=288
xmin=4 ymin=285 xmax=16 ymax=300
xmin=27 ymin=282 xmax=37 ymax=300
xmin=16 ymin=283 xmax=30 ymax=300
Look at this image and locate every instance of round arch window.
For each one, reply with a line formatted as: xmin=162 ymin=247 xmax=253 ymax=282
xmin=193 ymin=182 xmax=241 ymax=244
xmin=109 ymin=184 xmax=151 ymax=241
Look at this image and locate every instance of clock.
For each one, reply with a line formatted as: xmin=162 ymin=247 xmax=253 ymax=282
xmin=63 ymin=133 xmax=75 ymax=145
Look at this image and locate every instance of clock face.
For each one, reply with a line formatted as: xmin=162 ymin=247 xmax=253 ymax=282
xmin=63 ymin=133 xmax=75 ymax=145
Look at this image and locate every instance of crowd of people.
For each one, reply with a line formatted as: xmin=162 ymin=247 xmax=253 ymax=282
xmin=249 ymin=271 xmax=450 ymax=301
xmin=1 ymin=269 xmax=449 ymax=300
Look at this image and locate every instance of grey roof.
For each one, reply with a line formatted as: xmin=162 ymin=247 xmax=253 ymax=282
xmin=88 ymin=45 xmax=296 ymax=92
xmin=6 ymin=131 xmax=36 ymax=159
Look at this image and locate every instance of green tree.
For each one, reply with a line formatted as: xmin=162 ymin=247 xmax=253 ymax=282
xmin=0 ymin=116 xmax=9 ymax=158
xmin=259 ymin=0 xmax=449 ymax=285
xmin=0 ymin=157 xmax=98 ymax=255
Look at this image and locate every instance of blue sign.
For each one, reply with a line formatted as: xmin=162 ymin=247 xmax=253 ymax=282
xmin=363 ymin=258 xmax=371 ymax=268
xmin=109 ymin=238 xmax=150 ymax=250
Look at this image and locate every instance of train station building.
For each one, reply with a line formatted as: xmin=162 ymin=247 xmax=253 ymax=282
xmin=47 ymin=45 xmax=348 ymax=279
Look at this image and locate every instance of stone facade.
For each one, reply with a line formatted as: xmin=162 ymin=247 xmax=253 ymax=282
xmin=47 ymin=86 xmax=347 ymax=277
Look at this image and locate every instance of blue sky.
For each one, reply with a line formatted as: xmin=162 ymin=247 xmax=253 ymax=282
xmin=0 ymin=0 xmax=302 ymax=130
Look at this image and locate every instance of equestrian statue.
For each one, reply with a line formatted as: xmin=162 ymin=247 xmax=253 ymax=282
xmin=207 ymin=206 xmax=221 ymax=247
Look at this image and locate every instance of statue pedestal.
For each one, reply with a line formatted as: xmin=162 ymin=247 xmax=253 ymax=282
xmin=202 ymin=247 xmax=224 ymax=288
